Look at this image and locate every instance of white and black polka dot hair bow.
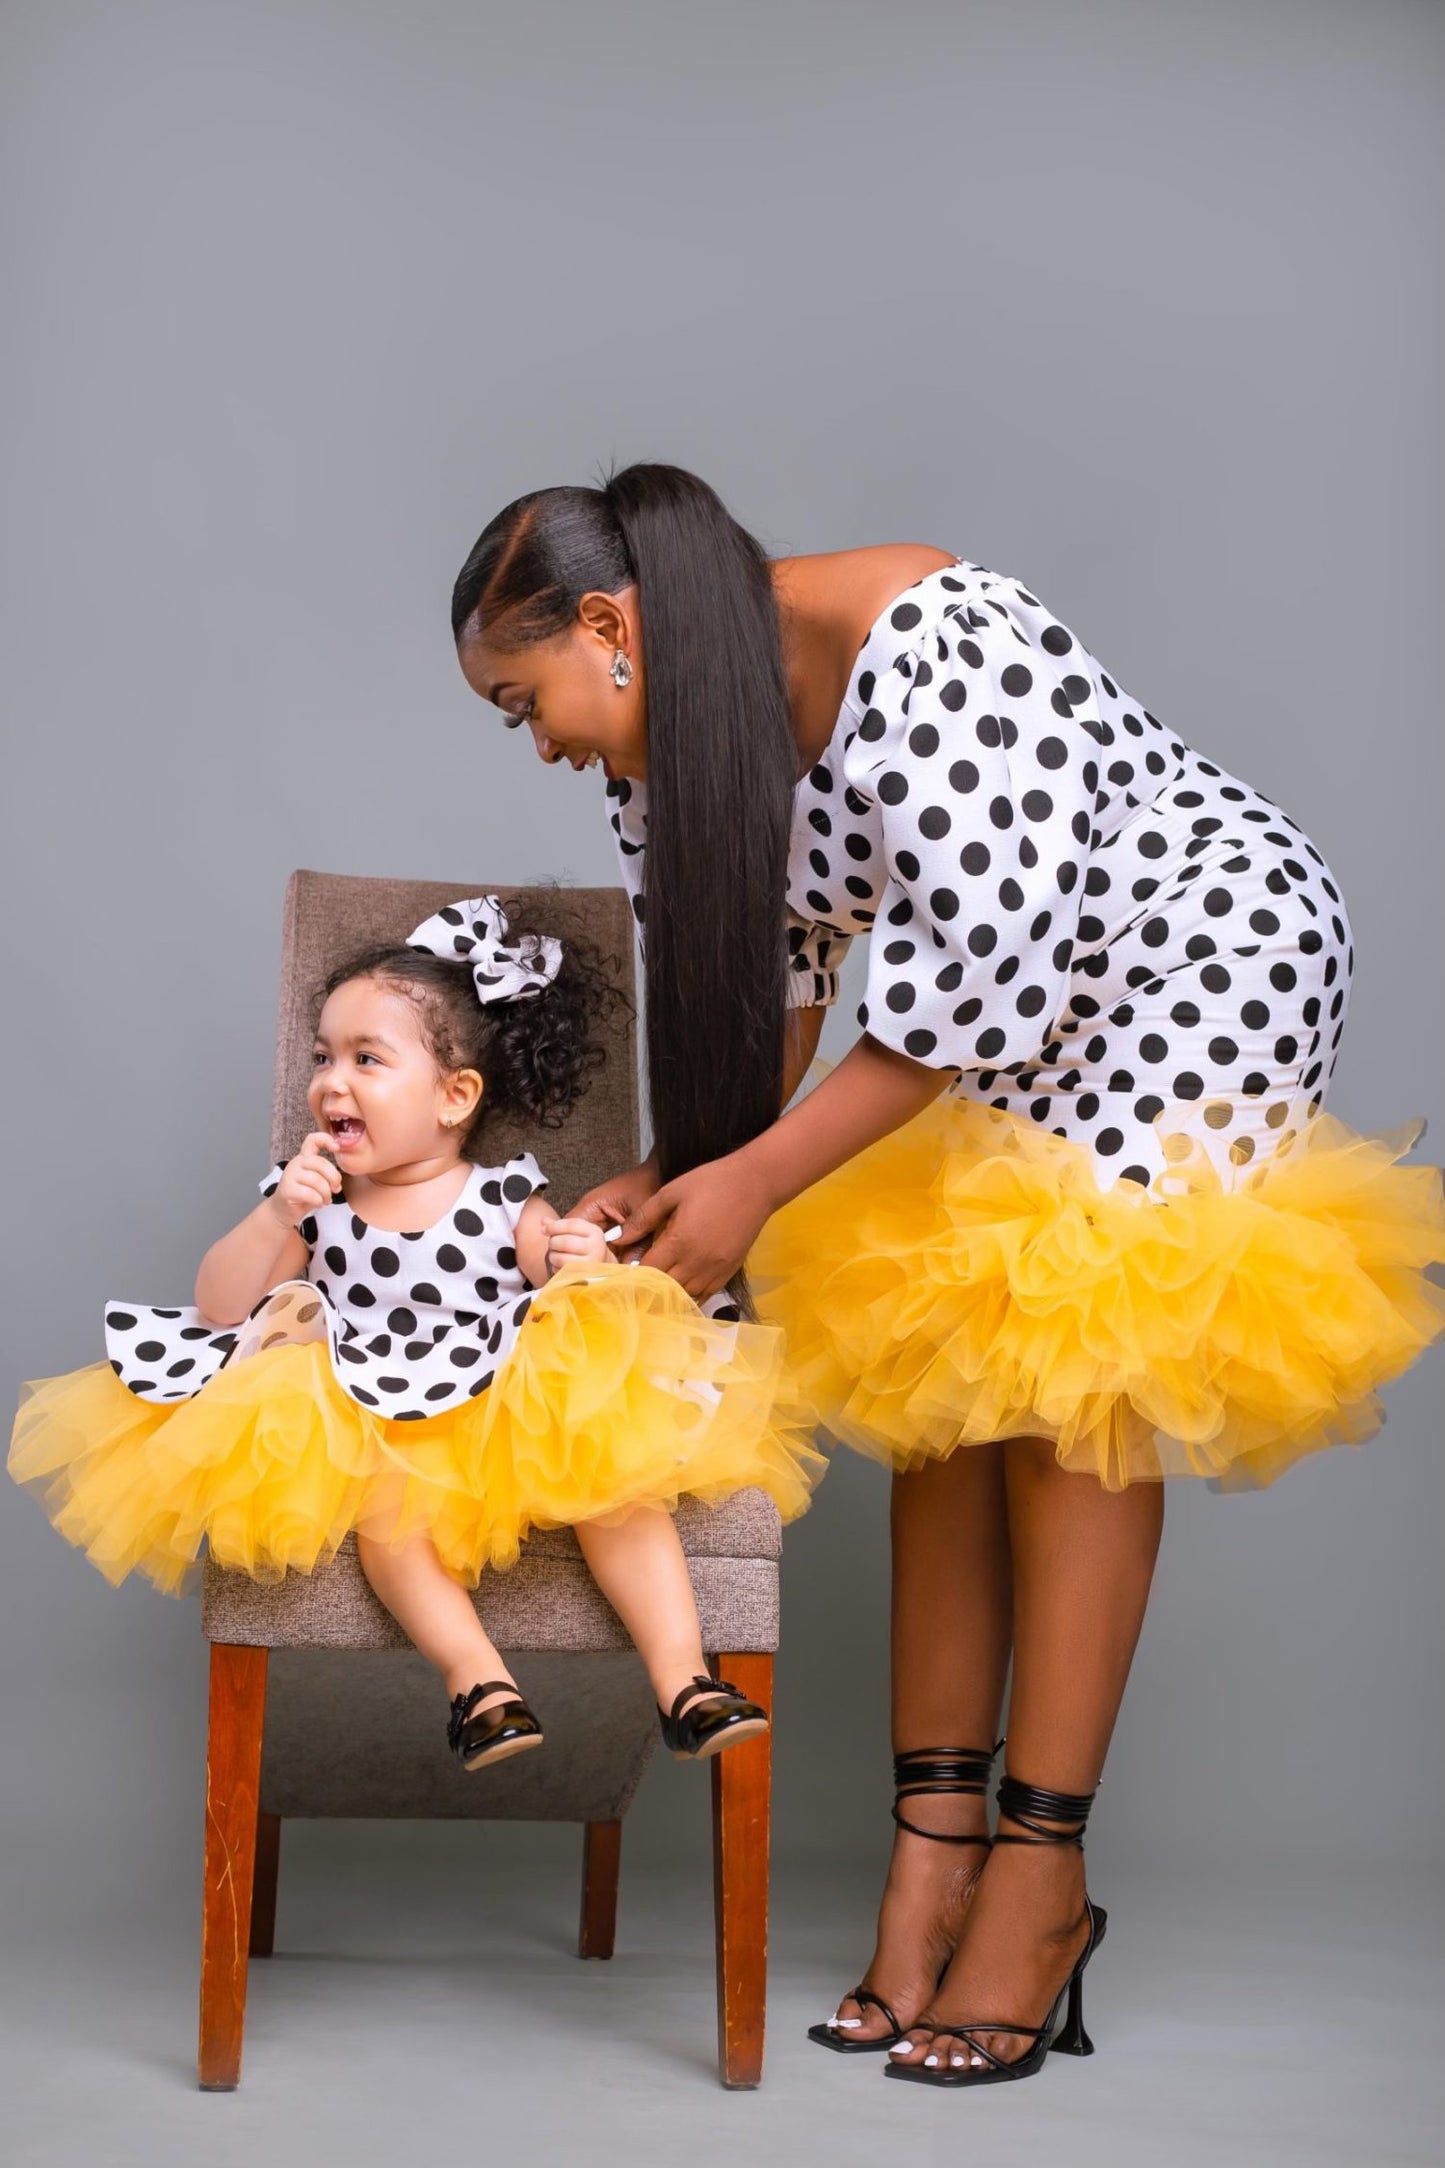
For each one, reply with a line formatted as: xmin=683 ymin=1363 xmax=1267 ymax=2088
xmin=406 ymin=895 xmax=563 ymax=1006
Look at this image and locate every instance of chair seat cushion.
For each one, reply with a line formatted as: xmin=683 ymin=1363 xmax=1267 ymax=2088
xmin=200 ymin=1492 xmax=782 ymax=1652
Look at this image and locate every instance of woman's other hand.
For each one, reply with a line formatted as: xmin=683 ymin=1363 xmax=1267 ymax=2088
xmin=569 ymin=1153 xmax=663 ymax=1263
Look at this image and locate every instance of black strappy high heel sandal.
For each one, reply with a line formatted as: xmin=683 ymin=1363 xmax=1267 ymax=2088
xmin=808 ymin=1741 xmax=1001 ymax=2054
xmin=445 ymin=1679 xmax=544 ymax=1772
xmin=884 ymin=1770 xmax=1108 ymax=2087
xmin=657 ymin=1673 xmax=769 ymax=1760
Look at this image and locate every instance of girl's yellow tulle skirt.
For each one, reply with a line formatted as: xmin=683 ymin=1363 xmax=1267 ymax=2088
xmin=8 ymin=1263 xmax=826 ymax=1596
xmin=750 ymin=1089 xmax=1445 ymax=1491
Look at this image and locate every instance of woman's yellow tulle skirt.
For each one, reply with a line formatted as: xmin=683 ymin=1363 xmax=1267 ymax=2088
xmin=8 ymin=1262 xmax=826 ymax=1597
xmin=750 ymin=1090 xmax=1445 ymax=1491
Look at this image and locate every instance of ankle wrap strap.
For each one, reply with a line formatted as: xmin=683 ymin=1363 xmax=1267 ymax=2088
xmin=994 ymin=1772 xmax=1098 ymax=1848
xmin=891 ymin=1740 xmax=1003 ymax=1847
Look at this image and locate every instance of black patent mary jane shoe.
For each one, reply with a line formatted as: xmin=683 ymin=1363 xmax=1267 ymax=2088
xmin=446 ymin=1679 xmax=544 ymax=1772
xmin=657 ymin=1673 xmax=769 ymax=1761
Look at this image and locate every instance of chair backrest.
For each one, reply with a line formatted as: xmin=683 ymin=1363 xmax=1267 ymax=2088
xmin=270 ymin=870 xmax=640 ymax=1207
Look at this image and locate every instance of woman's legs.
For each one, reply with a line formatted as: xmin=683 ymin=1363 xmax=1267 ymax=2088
xmin=355 ymin=1528 xmax=519 ymax=1714
xmin=828 ymin=1444 xmax=1014 ymax=2042
xmin=889 ymin=1436 xmax=1165 ymax=2072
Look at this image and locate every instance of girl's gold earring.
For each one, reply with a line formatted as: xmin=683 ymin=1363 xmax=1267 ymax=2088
xmin=610 ymin=648 xmax=633 ymax=689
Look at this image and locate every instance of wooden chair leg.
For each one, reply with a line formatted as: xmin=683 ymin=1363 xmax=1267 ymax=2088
xmin=249 ymin=1811 xmax=281 ymax=1958
xmin=198 ymin=1641 xmax=268 ymax=2091
xmin=577 ymin=1819 xmax=622 ymax=1959
xmin=709 ymin=1651 xmax=773 ymax=2089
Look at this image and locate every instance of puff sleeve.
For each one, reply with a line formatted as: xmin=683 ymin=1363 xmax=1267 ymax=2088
xmin=842 ymin=609 xmax=1096 ymax=1074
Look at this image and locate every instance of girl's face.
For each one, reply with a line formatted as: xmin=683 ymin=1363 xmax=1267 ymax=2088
xmin=456 ymin=587 xmax=648 ymax=782
xmin=308 ymin=978 xmax=481 ymax=1177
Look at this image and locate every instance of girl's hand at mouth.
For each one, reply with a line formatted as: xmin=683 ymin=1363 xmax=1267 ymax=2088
xmin=265 ymin=1132 xmax=344 ymax=1229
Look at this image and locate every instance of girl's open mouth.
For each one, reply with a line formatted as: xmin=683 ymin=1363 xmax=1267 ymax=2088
xmin=328 ymin=1117 xmax=366 ymax=1150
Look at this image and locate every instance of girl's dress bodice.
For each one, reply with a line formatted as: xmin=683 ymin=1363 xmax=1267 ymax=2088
xmin=103 ymin=1152 xmax=547 ymax=1421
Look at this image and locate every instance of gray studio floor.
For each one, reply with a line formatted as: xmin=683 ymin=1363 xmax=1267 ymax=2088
xmin=3 ymin=1815 xmax=1440 ymax=2168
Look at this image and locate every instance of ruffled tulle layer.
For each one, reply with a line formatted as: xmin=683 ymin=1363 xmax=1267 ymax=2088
xmin=750 ymin=1090 xmax=1445 ymax=1490
xmin=8 ymin=1262 xmax=825 ymax=1595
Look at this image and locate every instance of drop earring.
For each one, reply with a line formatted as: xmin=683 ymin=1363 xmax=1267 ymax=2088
xmin=610 ymin=648 xmax=633 ymax=689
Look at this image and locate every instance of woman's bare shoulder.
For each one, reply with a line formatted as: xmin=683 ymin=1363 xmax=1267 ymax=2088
xmin=774 ymin=542 xmax=958 ymax=588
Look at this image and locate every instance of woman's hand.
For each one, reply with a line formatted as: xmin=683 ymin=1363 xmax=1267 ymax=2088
xmin=568 ymin=1154 xmax=663 ymax=1262
xmin=611 ymin=1153 xmax=775 ymax=1302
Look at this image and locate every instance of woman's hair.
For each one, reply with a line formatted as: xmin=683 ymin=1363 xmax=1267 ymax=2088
xmin=319 ymin=908 xmax=625 ymax=1157
xmin=452 ymin=462 xmax=795 ymax=1311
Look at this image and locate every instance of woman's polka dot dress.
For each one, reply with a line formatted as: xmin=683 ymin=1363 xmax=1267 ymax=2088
xmin=606 ymin=559 xmax=1354 ymax=1191
xmin=103 ymin=1154 xmax=547 ymax=1418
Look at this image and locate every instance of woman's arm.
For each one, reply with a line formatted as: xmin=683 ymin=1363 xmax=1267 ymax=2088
xmin=613 ymin=1030 xmax=952 ymax=1300
xmin=782 ymin=1001 xmax=825 ymax=1110
xmin=746 ymin=1029 xmax=951 ymax=1211
xmin=569 ymin=998 xmax=827 ymax=1241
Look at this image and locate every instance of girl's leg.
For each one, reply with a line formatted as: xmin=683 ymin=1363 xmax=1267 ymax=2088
xmin=829 ymin=1444 xmax=1013 ymax=2043
xmin=890 ymin=1436 xmax=1164 ymax=2072
xmin=572 ymin=1507 xmax=715 ymax=1714
xmin=355 ymin=1528 xmax=519 ymax=1714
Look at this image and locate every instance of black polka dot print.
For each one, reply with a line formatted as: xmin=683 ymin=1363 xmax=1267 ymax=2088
xmin=605 ymin=560 xmax=1354 ymax=1192
xmin=106 ymin=1154 xmax=549 ymax=1413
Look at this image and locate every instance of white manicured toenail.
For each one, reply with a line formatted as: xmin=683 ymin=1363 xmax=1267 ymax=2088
xmin=830 ymin=2016 xmax=861 ymax=2028
xmin=888 ymin=2043 xmax=913 ymax=2057
xmin=970 ymin=2054 xmax=985 ymax=2067
xmin=923 ymin=2054 xmax=940 ymax=2068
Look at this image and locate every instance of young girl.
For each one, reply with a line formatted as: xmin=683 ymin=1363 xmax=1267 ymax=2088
xmin=8 ymin=894 xmax=824 ymax=1771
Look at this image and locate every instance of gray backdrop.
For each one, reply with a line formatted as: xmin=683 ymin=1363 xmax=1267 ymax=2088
xmin=3 ymin=0 xmax=1441 ymax=1923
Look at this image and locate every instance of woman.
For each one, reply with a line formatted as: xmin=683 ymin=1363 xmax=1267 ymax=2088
xmin=451 ymin=463 xmax=1445 ymax=2089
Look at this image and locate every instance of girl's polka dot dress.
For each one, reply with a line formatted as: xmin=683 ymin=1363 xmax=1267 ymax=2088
xmin=7 ymin=1155 xmax=823 ymax=1596
xmin=607 ymin=560 xmax=1445 ymax=1490
xmin=105 ymin=1154 xmax=552 ymax=1419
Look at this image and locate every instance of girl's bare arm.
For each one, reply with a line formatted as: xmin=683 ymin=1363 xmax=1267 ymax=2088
xmin=194 ymin=1134 xmax=338 ymax=1324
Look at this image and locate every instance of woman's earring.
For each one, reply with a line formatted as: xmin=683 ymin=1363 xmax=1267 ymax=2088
xmin=610 ymin=648 xmax=633 ymax=689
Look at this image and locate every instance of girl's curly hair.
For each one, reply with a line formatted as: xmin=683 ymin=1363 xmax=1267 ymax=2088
xmin=318 ymin=905 xmax=628 ymax=1157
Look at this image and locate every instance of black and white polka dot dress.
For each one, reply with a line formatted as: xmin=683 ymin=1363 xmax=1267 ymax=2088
xmin=8 ymin=1141 xmax=826 ymax=1590
xmin=103 ymin=1153 xmax=548 ymax=1420
xmin=607 ymin=558 xmax=1445 ymax=1487
xmin=608 ymin=558 xmax=1354 ymax=1190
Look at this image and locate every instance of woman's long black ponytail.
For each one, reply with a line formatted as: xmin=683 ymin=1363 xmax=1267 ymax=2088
xmin=452 ymin=463 xmax=796 ymax=1312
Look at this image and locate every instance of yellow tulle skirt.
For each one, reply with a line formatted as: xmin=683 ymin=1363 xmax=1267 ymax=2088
xmin=8 ymin=1263 xmax=826 ymax=1596
xmin=750 ymin=1091 xmax=1445 ymax=1490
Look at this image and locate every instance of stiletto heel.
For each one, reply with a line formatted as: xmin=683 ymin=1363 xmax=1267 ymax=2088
xmin=884 ymin=1770 xmax=1107 ymax=2088
xmin=1051 ymin=1902 xmax=1108 ymax=2054
xmin=809 ymin=1740 xmax=1002 ymax=2053
xmin=1051 ymin=1965 xmax=1092 ymax=2056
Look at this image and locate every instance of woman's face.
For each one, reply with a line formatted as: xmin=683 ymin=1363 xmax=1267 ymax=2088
xmin=457 ymin=588 xmax=648 ymax=782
